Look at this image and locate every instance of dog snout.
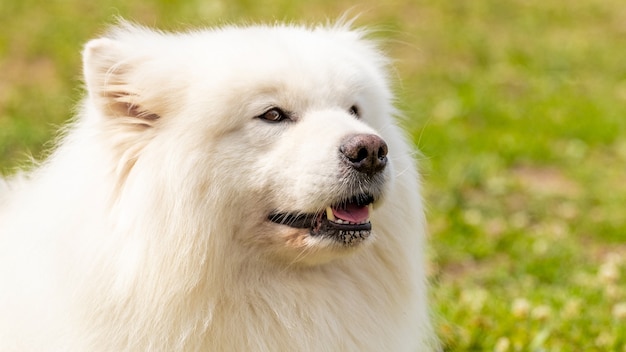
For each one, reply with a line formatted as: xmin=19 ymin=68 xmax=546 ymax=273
xmin=339 ymin=134 xmax=388 ymax=175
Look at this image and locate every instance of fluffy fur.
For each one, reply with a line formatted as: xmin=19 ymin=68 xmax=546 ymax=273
xmin=0 ymin=21 xmax=436 ymax=351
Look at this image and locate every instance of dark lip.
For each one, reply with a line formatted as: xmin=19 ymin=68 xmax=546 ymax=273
xmin=267 ymin=212 xmax=372 ymax=232
xmin=267 ymin=212 xmax=317 ymax=229
xmin=267 ymin=193 xmax=375 ymax=234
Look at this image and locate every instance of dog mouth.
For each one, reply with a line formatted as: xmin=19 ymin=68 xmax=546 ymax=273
xmin=268 ymin=194 xmax=375 ymax=245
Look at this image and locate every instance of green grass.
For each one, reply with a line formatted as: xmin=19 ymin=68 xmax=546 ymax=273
xmin=1 ymin=0 xmax=625 ymax=350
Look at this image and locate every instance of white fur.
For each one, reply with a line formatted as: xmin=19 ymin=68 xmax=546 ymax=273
xmin=0 ymin=22 xmax=436 ymax=351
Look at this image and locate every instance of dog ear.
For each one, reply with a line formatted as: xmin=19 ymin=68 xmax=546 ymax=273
xmin=83 ymin=38 xmax=161 ymax=125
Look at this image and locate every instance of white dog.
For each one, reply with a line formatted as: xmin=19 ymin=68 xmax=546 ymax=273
xmin=0 ymin=21 xmax=436 ymax=351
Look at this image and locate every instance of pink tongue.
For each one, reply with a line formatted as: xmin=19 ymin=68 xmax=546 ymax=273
xmin=332 ymin=203 xmax=369 ymax=223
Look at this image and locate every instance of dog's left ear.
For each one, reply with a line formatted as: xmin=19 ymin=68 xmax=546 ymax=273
xmin=83 ymin=38 xmax=171 ymax=126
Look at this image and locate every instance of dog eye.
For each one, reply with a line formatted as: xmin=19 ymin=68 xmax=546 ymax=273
xmin=349 ymin=105 xmax=360 ymax=118
xmin=258 ymin=108 xmax=289 ymax=122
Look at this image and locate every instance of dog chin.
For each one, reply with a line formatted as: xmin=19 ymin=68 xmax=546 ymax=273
xmin=264 ymin=225 xmax=374 ymax=266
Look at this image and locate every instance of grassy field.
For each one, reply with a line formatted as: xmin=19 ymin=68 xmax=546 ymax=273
xmin=2 ymin=0 xmax=625 ymax=350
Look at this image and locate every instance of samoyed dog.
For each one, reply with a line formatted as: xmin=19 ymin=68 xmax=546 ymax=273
xmin=0 ymin=21 xmax=436 ymax=351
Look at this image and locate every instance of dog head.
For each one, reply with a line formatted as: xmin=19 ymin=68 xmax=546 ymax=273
xmin=83 ymin=22 xmax=401 ymax=266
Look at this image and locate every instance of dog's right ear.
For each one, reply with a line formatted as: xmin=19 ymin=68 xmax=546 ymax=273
xmin=83 ymin=38 xmax=161 ymax=125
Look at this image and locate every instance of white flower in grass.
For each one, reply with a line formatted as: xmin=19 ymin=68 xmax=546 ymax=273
xmin=531 ymin=305 xmax=551 ymax=321
xmin=613 ymin=302 xmax=626 ymax=320
xmin=460 ymin=288 xmax=488 ymax=312
xmin=599 ymin=260 xmax=620 ymax=284
xmin=595 ymin=332 xmax=613 ymax=348
xmin=494 ymin=337 xmax=510 ymax=352
xmin=562 ymin=299 xmax=582 ymax=319
xmin=512 ymin=298 xmax=531 ymax=319
xmin=605 ymin=284 xmax=621 ymax=300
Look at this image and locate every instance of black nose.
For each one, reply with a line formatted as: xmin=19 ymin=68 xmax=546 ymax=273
xmin=339 ymin=134 xmax=388 ymax=175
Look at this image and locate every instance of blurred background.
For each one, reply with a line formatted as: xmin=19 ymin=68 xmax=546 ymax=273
xmin=1 ymin=0 xmax=625 ymax=350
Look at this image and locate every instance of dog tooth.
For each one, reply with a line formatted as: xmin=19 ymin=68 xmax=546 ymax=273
xmin=326 ymin=207 xmax=335 ymax=221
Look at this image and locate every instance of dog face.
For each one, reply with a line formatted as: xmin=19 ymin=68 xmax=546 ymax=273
xmin=83 ymin=23 xmax=397 ymax=265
